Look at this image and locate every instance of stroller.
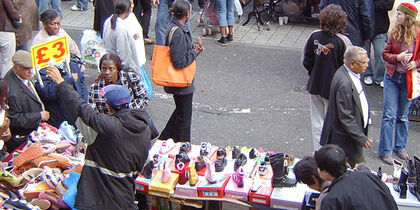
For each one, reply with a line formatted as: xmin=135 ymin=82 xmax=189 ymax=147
xmin=198 ymin=0 xmax=219 ymax=36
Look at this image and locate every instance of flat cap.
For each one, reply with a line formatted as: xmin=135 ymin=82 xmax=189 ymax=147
xmin=12 ymin=50 xmax=32 ymax=68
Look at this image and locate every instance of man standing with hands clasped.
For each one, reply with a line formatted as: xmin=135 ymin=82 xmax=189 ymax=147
xmin=320 ymin=46 xmax=373 ymax=167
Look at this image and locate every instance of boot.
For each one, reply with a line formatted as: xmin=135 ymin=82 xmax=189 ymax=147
xmin=232 ymin=167 xmax=245 ymax=188
xmin=377 ymin=167 xmax=382 ymax=180
xmin=413 ymin=156 xmax=420 ymax=201
xmin=269 ymin=153 xmax=297 ymax=187
xmin=189 ymin=164 xmax=199 ymax=186
xmin=204 ymin=157 xmax=216 ymax=184
xmin=142 ymin=161 xmax=154 ymax=179
xmin=407 ymin=158 xmax=416 ymax=196
xmin=393 ymin=168 xmax=408 ymax=198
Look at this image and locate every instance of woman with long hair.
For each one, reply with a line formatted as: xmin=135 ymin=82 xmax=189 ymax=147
xmin=103 ymin=0 xmax=143 ymax=76
xmin=89 ymin=53 xmax=150 ymax=115
xmin=159 ymin=0 xmax=203 ymax=142
xmin=0 ymin=79 xmax=11 ymax=159
xmin=379 ymin=3 xmax=420 ymax=165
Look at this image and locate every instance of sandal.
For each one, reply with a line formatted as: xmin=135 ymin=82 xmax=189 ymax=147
xmin=0 ymin=170 xmax=24 ymax=187
xmin=39 ymin=191 xmax=68 ymax=208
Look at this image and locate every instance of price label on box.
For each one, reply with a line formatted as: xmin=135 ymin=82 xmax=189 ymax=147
xmin=30 ymin=36 xmax=70 ymax=69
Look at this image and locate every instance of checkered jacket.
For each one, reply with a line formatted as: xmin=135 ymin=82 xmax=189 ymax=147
xmin=88 ymin=71 xmax=150 ymax=114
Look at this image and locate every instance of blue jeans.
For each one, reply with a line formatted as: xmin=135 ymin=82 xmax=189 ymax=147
xmin=215 ymin=0 xmax=235 ymax=27
xmin=77 ymin=0 xmax=88 ymax=10
xmin=378 ymin=72 xmax=412 ymax=156
xmin=155 ymin=0 xmax=172 ymax=45
xmin=39 ymin=0 xmax=62 ymax=15
xmin=363 ymin=33 xmax=387 ymax=82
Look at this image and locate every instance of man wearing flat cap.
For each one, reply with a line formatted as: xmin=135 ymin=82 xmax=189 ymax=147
xmin=4 ymin=50 xmax=50 ymax=152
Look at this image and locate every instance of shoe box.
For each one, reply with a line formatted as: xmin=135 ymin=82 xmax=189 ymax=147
xmin=224 ymin=176 xmax=252 ymax=201
xmin=149 ymin=171 xmax=179 ymax=198
xmin=196 ymin=174 xmax=230 ymax=198
xmin=248 ymin=179 xmax=273 ymax=206
xmin=270 ymin=183 xmax=314 ymax=209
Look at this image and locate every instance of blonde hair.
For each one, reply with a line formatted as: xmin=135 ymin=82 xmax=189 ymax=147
xmin=391 ymin=13 xmax=419 ymax=46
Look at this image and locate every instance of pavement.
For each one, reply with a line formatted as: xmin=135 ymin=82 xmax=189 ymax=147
xmin=60 ymin=0 xmax=318 ymax=48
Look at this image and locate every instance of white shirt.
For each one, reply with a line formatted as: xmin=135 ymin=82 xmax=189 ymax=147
xmin=345 ymin=65 xmax=369 ymax=128
xmin=124 ymin=13 xmax=146 ymax=67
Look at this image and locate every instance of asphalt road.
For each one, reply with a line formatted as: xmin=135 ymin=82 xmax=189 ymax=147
xmin=65 ymin=28 xmax=420 ymax=174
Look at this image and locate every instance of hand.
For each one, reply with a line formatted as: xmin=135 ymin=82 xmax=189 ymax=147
xmin=193 ymin=44 xmax=204 ymax=54
xmin=1 ymin=128 xmax=11 ymax=142
xmin=40 ymin=111 xmax=50 ymax=122
xmin=397 ymin=50 xmax=413 ymax=65
xmin=152 ymin=0 xmax=159 ymax=6
xmin=363 ymin=138 xmax=373 ymax=149
xmin=406 ymin=61 xmax=417 ymax=70
xmin=46 ymin=66 xmax=65 ymax=84
xmin=71 ymin=73 xmax=79 ymax=81
xmin=194 ymin=37 xmax=202 ymax=46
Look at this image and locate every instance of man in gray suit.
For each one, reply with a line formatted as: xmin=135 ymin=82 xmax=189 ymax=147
xmin=320 ymin=46 xmax=373 ymax=167
xmin=5 ymin=50 xmax=49 ymax=152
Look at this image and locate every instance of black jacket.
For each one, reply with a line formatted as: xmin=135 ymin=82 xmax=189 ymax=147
xmin=303 ymin=30 xmax=350 ymax=99
xmin=163 ymin=18 xmax=197 ymax=95
xmin=320 ymin=0 xmax=374 ymax=47
xmin=373 ymin=0 xmax=394 ymax=35
xmin=56 ymin=82 xmax=158 ymax=210
xmin=321 ymin=171 xmax=398 ymax=210
xmin=320 ymin=66 xmax=369 ymax=164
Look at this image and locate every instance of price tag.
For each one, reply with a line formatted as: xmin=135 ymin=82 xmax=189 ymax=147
xmin=30 ymin=36 xmax=70 ymax=69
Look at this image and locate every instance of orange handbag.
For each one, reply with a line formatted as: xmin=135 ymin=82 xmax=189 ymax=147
xmin=151 ymin=26 xmax=196 ymax=87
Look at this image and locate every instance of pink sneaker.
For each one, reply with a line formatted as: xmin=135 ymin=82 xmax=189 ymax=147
xmin=204 ymin=157 xmax=216 ymax=184
xmin=232 ymin=166 xmax=245 ymax=188
xmin=161 ymin=161 xmax=171 ymax=183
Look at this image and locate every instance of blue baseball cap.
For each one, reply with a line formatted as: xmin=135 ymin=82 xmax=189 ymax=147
xmin=100 ymin=85 xmax=131 ymax=109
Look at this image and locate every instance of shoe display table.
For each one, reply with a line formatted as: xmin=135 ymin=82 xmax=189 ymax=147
xmin=386 ymin=183 xmax=420 ymax=209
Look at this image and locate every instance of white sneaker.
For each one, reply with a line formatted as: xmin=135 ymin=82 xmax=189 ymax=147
xmin=364 ymin=76 xmax=373 ymax=85
xmin=379 ymin=81 xmax=384 ymax=88
xmin=71 ymin=5 xmax=85 ymax=11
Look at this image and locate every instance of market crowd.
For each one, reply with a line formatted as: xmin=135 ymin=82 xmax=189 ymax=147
xmin=0 ymin=0 xmax=419 ymax=209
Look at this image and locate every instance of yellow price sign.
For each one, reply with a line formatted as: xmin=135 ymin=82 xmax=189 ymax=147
xmin=30 ymin=36 xmax=70 ymax=69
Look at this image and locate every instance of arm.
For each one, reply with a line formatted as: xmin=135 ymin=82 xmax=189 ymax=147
xmin=335 ymin=85 xmax=368 ymax=146
xmin=3 ymin=0 xmax=20 ymax=21
xmin=126 ymin=73 xmax=150 ymax=110
xmin=35 ymin=66 xmax=76 ymax=101
xmin=374 ymin=0 xmax=394 ymax=11
xmin=303 ymin=36 xmax=314 ymax=75
xmin=116 ymin=28 xmax=138 ymax=72
xmin=382 ymin=38 xmax=398 ymax=64
xmin=7 ymin=96 xmax=42 ymax=132
xmin=360 ymin=0 xmax=374 ymax=41
xmin=78 ymin=71 xmax=89 ymax=101
xmin=169 ymin=29 xmax=198 ymax=68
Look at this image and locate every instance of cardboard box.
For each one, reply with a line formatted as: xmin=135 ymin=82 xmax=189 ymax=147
xmin=197 ymin=174 xmax=230 ymax=198
xmin=270 ymin=183 xmax=314 ymax=209
xmin=135 ymin=174 xmax=152 ymax=193
xmin=248 ymin=179 xmax=273 ymax=206
xmin=225 ymin=176 xmax=252 ymax=201
xmin=149 ymin=171 xmax=179 ymax=198
xmin=173 ymin=177 xmax=201 ymax=197
xmin=222 ymin=201 xmax=250 ymax=210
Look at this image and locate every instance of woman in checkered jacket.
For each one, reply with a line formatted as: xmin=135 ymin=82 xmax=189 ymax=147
xmin=88 ymin=53 xmax=150 ymax=115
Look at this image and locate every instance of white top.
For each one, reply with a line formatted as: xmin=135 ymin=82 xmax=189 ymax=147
xmin=345 ymin=65 xmax=369 ymax=128
xmin=124 ymin=13 xmax=146 ymax=67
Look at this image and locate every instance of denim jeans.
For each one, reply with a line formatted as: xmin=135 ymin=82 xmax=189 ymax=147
xmin=378 ymin=72 xmax=412 ymax=156
xmin=77 ymin=0 xmax=89 ymax=10
xmin=215 ymin=0 xmax=235 ymax=27
xmin=155 ymin=0 xmax=172 ymax=45
xmin=363 ymin=33 xmax=387 ymax=82
xmin=39 ymin=0 xmax=62 ymax=15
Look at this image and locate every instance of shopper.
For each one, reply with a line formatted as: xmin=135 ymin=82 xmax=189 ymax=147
xmin=93 ymin=0 xmax=114 ymax=34
xmin=315 ymin=145 xmax=398 ymax=210
xmin=320 ymin=46 xmax=373 ymax=167
xmin=215 ymin=0 xmax=234 ymax=45
xmin=363 ymin=0 xmax=394 ymax=87
xmin=46 ymin=66 xmax=158 ymax=210
xmin=0 ymin=0 xmax=20 ymax=78
xmin=133 ymin=0 xmax=155 ymax=44
xmin=71 ymin=0 xmax=89 ymax=11
xmin=14 ymin=0 xmax=39 ymax=51
xmin=159 ymin=0 xmax=203 ymax=142
xmin=125 ymin=0 xmax=147 ymax=71
xmin=103 ymin=0 xmax=143 ymax=75
xmin=379 ymin=3 xmax=419 ymax=165
xmin=303 ymin=4 xmax=351 ymax=151
xmin=89 ymin=53 xmax=150 ymax=115
xmin=38 ymin=0 xmax=62 ymax=16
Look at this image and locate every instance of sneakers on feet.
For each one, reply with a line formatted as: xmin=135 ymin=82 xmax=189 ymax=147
xmin=216 ymin=37 xmax=227 ymax=46
xmin=226 ymin=34 xmax=233 ymax=42
xmin=379 ymin=81 xmax=384 ymax=88
xmin=380 ymin=155 xmax=394 ymax=165
xmin=364 ymin=76 xmax=373 ymax=85
xmin=71 ymin=5 xmax=85 ymax=11
xmin=394 ymin=150 xmax=410 ymax=160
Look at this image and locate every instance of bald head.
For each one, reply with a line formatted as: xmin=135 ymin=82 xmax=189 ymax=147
xmin=344 ymin=46 xmax=367 ymax=64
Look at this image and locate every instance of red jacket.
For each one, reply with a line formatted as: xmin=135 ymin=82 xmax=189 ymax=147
xmin=383 ymin=31 xmax=420 ymax=77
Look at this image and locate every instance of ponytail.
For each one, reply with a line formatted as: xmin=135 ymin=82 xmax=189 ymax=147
xmin=111 ymin=14 xmax=118 ymax=30
xmin=110 ymin=0 xmax=131 ymax=30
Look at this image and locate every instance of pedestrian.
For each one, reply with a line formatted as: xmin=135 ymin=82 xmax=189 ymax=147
xmin=215 ymin=0 xmax=235 ymax=46
xmin=14 ymin=0 xmax=39 ymax=51
xmin=93 ymin=0 xmax=114 ymax=34
xmin=125 ymin=0 xmax=147 ymax=71
xmin=303 ymin=4 xmax=351 ymax=151
xmin=378 ymin=3 xmax=420 ymax=165
xmin=0 ymin=79 xmax=11 ymax=159
xmin=89 ymin=53 xmax=150 ymax=115
xmin=38 ymin=0 xmax=62 ymax=16
xmin=71 ymin=0 xmax=89 ymax=11
xmin=133 ymin=0 xmax=155 ymax=44
xmin=293 ymin=156 xmax=330 ymax=210
xmin=320 ymin=0 xmax=374 ymax=47
xmin=5 ymin=51 xmax=49 ymax=152
xmin=103 ymin=0 xmax=143 ymax=75
xmin=320 ymin=46 xmax=373 ymax=167
xmin=46 ymin=66 xmax=158 ymax=210
xmin=315 ymin=144 xmax=398 ymax=210
xmin=363 ymin=0 xmax=394 ymax=87
xmin=159 ymin=0 xmax=203 ymax=142
xmin=0 ymin=0 xmax=21 ymax=78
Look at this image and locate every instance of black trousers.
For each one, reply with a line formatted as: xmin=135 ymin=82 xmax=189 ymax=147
xmin=134 ymin=0 xmax=152 ymax=38
xmin=159 ymin=93 xmax=193 ymax=142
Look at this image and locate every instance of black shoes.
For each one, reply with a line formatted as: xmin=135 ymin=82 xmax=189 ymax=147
xmin=234 ymin=153 xmax=247 ymax=172
xmin=179 ymin=142 xmax=191 ymax=154
xmin=216 ymin=37 xmax=227 ymax=46
xmin=195 ymin=156 xmax=206 ymax=171
xmin=393 ymin=168 xmax=408 ymax=199
xmin=269 ymin=153 xmax=297 ymax=187
xmin=142 ymin=161 xmax=154 ymax=179
xmin=175 ymin=153 xmax=190 ymax=165
xmin=249 ymin=148 xmax=260 ymax=159
xmin=232 ymin=146 xmax=241 ymax=159
xmin=226 ymin=34 xmax=233 ymax=42
xmin=200 ymin=142 xmax=211 ymax=157
xmin=215 ymin=158 xmax=227 ymax=172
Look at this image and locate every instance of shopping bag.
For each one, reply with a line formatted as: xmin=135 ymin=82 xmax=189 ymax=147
xmin=80 ymin=29 xmax=107 ymax=69
xmin=234 ymin=0 xmax=243 ymax=16
xmin=151 ymin=27 xmax=196 ymax=87
xmin=140 ymin=66 xmax=153 ymax=99
xmin=408 ymin=31 xmax=420 ymax=99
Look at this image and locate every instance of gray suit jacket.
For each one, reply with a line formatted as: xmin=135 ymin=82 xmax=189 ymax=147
xmin=320 ymin=66 xmax=369 ymax=164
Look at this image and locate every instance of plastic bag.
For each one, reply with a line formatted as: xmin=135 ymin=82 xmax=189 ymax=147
xmin=80 ymin=29 xmax=107 ymax=69
xmin=234 ymin=0 xmax=243 ymax=16
xmin=140 ymin=66 xmax=153 ymax=99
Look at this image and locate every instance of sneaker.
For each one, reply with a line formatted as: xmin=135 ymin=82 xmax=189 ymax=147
xmin=144 ymin=38 xmax=155 ymax=45
xmin=364 ymin=76 xmax=373 ymax=85
xmin=216 ymin=37 xmax=227 ymax=46
xmin=226 ymin=34 xmax=233 ymax=42
xmin=380 ymin=155 xmax=394 ymax=165
xmin=379 ymin=81 xmax=384 ymax=88
xmin=71 ymin=5 xmax=85 ymax=11
xmin=394 ymin=150 xmax=410 ymax=160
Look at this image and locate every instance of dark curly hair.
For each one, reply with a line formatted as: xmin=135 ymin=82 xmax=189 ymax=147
xmin=319 ymin=4 xmax=347 ymax=37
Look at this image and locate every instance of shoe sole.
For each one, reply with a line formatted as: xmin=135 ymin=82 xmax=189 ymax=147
xmin=217 ymin=42 xmax=227 ymax=46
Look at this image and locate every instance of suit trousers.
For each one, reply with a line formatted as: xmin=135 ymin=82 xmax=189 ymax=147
xmin=159 ymin=93 xmax=193 ymax=142
xmin=310 ymin=94 xmax=328 ymax=151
